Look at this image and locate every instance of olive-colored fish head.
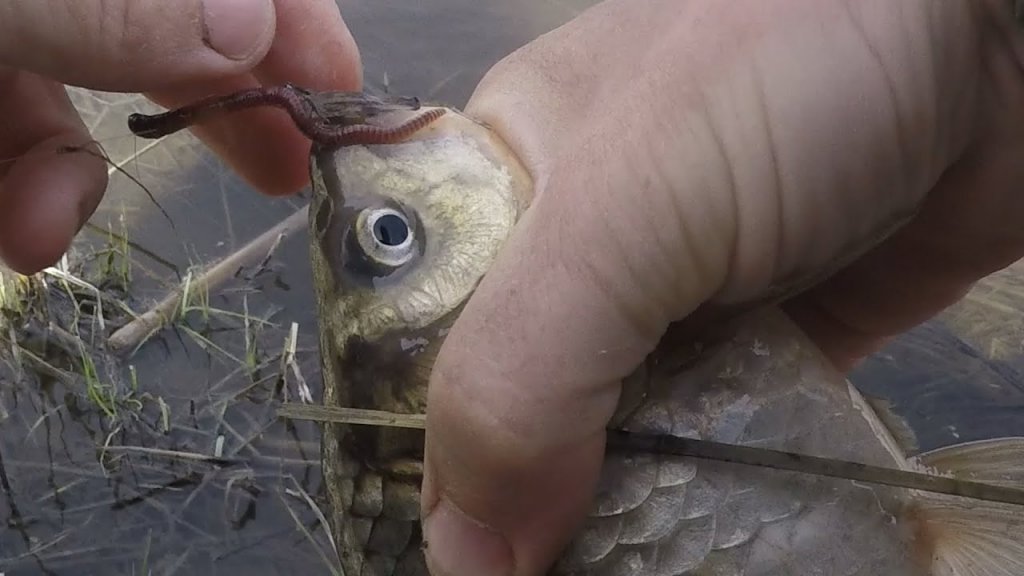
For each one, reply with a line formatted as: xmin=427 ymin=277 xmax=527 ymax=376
xmin=310 ymin=108 xmax=531 ymax=343
xmin=309 ymin=105 xmax=532 ymax=435
xmin=307 ymin=106 xmax=532 ymax=574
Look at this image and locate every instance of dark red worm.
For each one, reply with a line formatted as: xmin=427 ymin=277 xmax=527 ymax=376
xmin=128 ymin=85 xmax=322 ymax=138
xmin=127 ymin=84 xmax=443 ymax=148
xmin=318 ymin=108 xmax=447 ymax=147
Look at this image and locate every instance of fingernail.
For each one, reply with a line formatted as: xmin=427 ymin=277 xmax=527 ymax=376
xmin=202 ymin=0 xmax=274 ymax=60
xmin=423 ymin=498 xmax=513 ymax=576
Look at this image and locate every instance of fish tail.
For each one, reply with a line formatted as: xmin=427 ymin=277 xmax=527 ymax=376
xmin=907 ymin=437 xmax=1024 ymax=575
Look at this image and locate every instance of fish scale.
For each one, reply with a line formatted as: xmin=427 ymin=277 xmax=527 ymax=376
xmin=308 ymin=106 xmax=1024 ymax=576
xmin=554 ymin=311 xmax=915 ymax=575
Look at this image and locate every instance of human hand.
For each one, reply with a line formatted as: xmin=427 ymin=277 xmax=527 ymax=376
xmin=420 ymin=1 xmax=1024 ymax=574
xmin=0 ymin=0 xmax=361 ymax=274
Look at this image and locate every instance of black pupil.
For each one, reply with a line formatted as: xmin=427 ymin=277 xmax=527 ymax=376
xmin=373 ymin=213 xmax=409 ymax=247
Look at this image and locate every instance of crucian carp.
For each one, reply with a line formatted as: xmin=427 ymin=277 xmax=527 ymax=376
xmin=129 ymin=86 xmax=1024 ymax=576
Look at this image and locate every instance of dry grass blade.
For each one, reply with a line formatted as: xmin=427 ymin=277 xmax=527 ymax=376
xmin=277 ymin=403 xmax=1024 ymax=507
xmin=99 ymin=445 xmax=240 ymax=466
xmin=42 ymin=261 xmax=108 ymax=332
xmin=107 ymin=205 xmax=309 ymax=353
xmin=279 ymin=322 xmax=312 ymax=404
xmin=277 ymin=403 xmax=427 ymax=429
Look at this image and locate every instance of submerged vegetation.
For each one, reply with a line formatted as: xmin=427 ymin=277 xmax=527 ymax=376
xmin=0 ymin=217 xmax=342 ymax=575
xmin=0 ymin=203 xmax=296 ymax=428
xmin=0 ymin=89 xmax=341 ymax=575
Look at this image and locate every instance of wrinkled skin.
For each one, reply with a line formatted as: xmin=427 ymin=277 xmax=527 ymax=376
xmin=421 ymin=2 xmax=1024 ymax=575
xmin=308 ymin=106 xmax=1024 ymax=576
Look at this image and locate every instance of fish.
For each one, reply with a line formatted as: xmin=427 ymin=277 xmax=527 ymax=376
xmin=306 ymin=104 xmax=1024 ymax=576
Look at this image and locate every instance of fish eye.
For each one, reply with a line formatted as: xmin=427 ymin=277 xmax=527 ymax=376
xmin=372 ymin=212 xmax=409 ymax=246
xmin=354 ymin=206 xmax=417 ymax=268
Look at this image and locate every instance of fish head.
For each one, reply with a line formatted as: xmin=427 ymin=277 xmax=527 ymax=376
xmin=307 ymin=106 xmax=533 ymax=574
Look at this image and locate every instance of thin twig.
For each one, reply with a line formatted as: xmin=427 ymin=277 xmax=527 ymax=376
xmin=57 ymin=141 xmax=176 ymax=229
xmin=107 ymin=205 xmax=309 ymax=354
xmin=99 ymin=445 xmax=240 ymax=465
xmin=605 ymin=430 xmax=1024 ymax=507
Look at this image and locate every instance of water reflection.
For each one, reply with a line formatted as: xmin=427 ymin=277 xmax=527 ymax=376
xmin=340 ymin=0 xmax=602 ymax=105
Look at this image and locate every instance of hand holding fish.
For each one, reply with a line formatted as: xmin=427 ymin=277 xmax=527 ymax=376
xmin=421 ymin=1 xmax=1024 ymax=575
xmin=0 ymin=0 xmax=360 ymax=274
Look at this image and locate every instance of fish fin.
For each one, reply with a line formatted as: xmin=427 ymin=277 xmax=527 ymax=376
xmin=909 ymin=437 xmax=1024 ymax=576
xmin=863 ymin=394 xmax=921 ymax=455
xmin=914 ymin=437 xmax=1024 ymax=486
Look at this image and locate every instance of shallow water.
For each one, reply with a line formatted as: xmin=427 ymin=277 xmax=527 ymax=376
xmin=0 ymin=3 xmax=597 ymax=575
xmin=850 ymin=262 xmax=1024 ymax=452
xmin=1 ymin=1 xmax=1023 ymax=574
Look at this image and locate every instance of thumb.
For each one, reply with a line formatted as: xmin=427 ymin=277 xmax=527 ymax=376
xmin=418 ymin=80 xmax=725 ymax=576
xmin=418 ymin=4 xmax=733 ymax=573
xmin=0 ymin=0 xmax=276 ymax=91
xmin=420 ymin=193 xmax=676 ymax=575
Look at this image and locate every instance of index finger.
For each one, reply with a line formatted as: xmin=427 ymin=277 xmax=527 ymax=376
xmin=144 ymin=0 xmax=362 ymax=196
xmin=0 ymin=68 xmax=107 ymax=274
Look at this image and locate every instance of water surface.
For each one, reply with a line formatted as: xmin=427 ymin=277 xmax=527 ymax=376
xmin=2 ymin=1 xmax=1023 ymax=574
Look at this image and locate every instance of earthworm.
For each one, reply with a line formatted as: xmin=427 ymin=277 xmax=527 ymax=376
xmin=316 ymin=108 xmax=447 ymax=147
xmin=127 ymin=84 xmax=440 ymax=148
